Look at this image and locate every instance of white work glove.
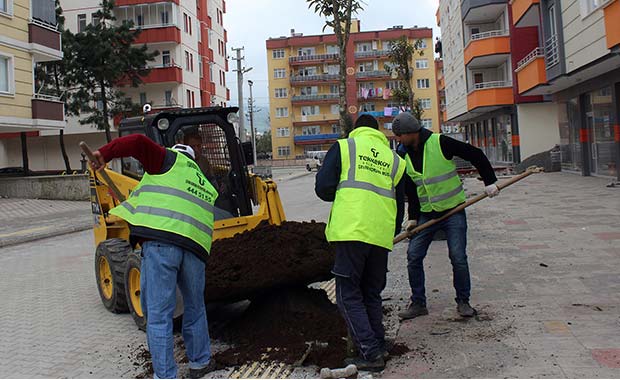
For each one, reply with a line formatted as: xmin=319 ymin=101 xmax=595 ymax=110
xmin=402 ymin=219 xmax=418 ymax=231
xmin=485 ymin=183 xmax=500 ymax=198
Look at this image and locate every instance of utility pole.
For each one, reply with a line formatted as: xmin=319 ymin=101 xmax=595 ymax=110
xmin=248 ymin=80 xmax=257 ymax=165
xmin=231 ymin=47 xmax=252 ymax=142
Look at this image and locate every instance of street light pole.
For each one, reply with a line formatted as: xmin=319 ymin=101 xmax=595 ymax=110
xmin=248 ymin=79 xmax=257 ymax=165
xmin=231 ymin=47 xmax=252 ymax=142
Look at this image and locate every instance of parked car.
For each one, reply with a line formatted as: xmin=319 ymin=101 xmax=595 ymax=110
xmin=305 ymin=151 xmax=327 ymax=172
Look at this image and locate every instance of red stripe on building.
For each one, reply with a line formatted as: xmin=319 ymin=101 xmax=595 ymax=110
xmin=580 ymin=129 xmax=589 ymax=143
xmin=614 ymin=125 xmax=620 ymax=142
xmin=512 ymin=135 xmax=520 ymax=147
xmin=0 ymin=131 xmax=39 ymax=139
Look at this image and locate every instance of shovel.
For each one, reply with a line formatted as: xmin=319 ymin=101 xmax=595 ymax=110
xmin=79 ymin=141 xmax=126 ymax=202
xmin=393 ymin=166 xmax=543 ymax=244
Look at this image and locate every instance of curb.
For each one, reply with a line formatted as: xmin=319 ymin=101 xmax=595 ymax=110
xmin=0 ymin=223 xmax=92 ymax=249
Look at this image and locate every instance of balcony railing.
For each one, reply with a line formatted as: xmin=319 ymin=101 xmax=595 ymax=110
xmin=356 ymin=70 xmax=390 ymax=79
xmin=290 ymin=74 xmax=340 ymax=82
xmin=289 ymin=53 xmax=339 ymax=63
xmin=469 ymin=29 xmax=509 ymax=43
xmin=291 ymin=94 xmax=339 ymax=102
xmin=516 ymin=47 xmax=544 ymax=71
xmin=354 ymin=50 xmax=390 ymax=59
xmin=469 ymin=80 xmax=512 ymax=92
xmin=545 ymin=34 xmax=559 ymax=68
xmin=358 ymin=109 xmax=402 ymax=118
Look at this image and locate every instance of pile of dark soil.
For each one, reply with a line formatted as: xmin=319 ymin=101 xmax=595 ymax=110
xmin=212 ymin=287 xmax=349 ymax=369
xmin=206 ymin=221 xmax=335 ymax=302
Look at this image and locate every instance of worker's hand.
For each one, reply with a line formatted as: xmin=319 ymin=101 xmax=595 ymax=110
xmin=484 ymin=183 xmax=500 ymax=198
xmin=89 ymin=150 xmax=107 ymax=172
xmin=403 ymin=219 xmax=418 ymax=231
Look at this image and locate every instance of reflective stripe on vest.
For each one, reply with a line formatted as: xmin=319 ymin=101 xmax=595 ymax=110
xmin=130 ymin=185 xmax=215 ymax=214
xmin=116 ymin=203 xmax=214 ymax=237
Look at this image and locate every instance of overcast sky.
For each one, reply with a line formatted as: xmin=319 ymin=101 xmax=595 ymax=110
xmin=225 ymin=0 xmax=441 ymax=132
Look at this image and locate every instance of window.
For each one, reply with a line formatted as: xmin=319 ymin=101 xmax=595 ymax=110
xmin=198 ymin=60 xmax=203 ymax=78
xmin=272 ymin=49 xmax=285 ymax=59
xmin=327 ymin=64 xmax=339 ymax=75
xmin=421 ymin=119 xmax=433 ymax=129
xmin=139 ymin=92 xmax=147 ymax=105
xmin=329 ymin=84 xmax=339 ymax=94
xmin=275 ymin=107 xmax=288 ymax=117
xmin=326 ymin=45 xmax=339 ymax=54
xmin=580 ymin=0 xmax=611 ymax=17
xmin=183 ymin=13 xmax=188 ymax=33
xmin=185 ymin=51 xmax=190 ymax=70
xmin=386 ymin=80 xmax=401 ymax=90
xmin=384 ymin=122 xmax=393 ymax=130
xmin=78 ymin=14 xmax=87 ymax=32
xmin=418 ymin=39 xmax=427 ymax=49
xmin=302 ymin=125 xmax=321 ymax=135
xmin=0 ymin=54 xmax=13 ymax=94
xmin=277 ymin=146 xmax=291 ymax=157
xmin=190 ymin=53 xmax=194 ymax=72
xmin=161 ymin=8 xmax=169 ymax=24
xmin=188 ymin=15 xmax=192 ymax=35
xmin=91 ymin=13 xmax=101 ymax=26
xmin=330 ymin=104 xmax=339 ymax=114
xmin=298 ymin=47 xmax=315 ymax=56
xmin=420 ymin=98 xmax=432 ymax=109
xmin=276 ymin=127 xmax=290 ymax=137
xmin=186 ymin=89 xmax=191 ymax=106
xmin=300 ymin=86 xmax=318 ymax=96
xmin=0 ymin=0 xmax=10 ymax=14
xmin=274 ymin=68 xmax=286 ymax=79
xmin=356 ymin=42 xmax=372 ymax=52
xmin=417 ymin=79 xmax=430 ymax=89
xmin=332 ymin=123 xmax=341 ymax=134
xmin=274 ymin=88 xmax=287 ymax=98
xmin=165 ymin=90 xmax=172 ymax=106
xmin=162 ymin=50 xmax=170 ymax=66
xmin=301 ymin=105 xmax=320 ymax=116
xmin=360 ymin=103 xmax=375 ymax=112
xmin=415 ymin=59 xmax=429 ymax=69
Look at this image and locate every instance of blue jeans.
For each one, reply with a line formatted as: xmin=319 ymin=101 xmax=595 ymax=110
xmin=141 ymin=240 xmax=211 ymax=379
xmin=406 ymin=210 xmax=470 ymax=305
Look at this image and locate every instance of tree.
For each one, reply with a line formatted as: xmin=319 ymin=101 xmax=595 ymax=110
xmin=385 ymin=36 xmax=425 ymax=115
xmin=307 ymin=0 xmax=364 ymax=137
xmin=64 ymin=0 xmax=158 ymax=142
xmin=256 ymin=131 xmax=272 ymax=158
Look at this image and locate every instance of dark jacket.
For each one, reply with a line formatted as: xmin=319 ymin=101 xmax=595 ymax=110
xmin=398 ymin=128 xmax=497 ymax=223
xmin=315 ymin=141 xmax=405 ymax=237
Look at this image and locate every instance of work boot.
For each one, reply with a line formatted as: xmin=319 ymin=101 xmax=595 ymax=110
xmin=457 ymin=301 xmax=476 ymax=317
xmin=397 ymin=303 xmax=428 ymax=320
xmin=344 ymin=353 xmax=385 ymax=372
xmin=188 ymin=360 xmax=217 ymax=379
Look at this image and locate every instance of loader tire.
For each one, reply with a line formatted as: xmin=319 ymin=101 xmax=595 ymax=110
xmin=124 ymin=251 xmax=185 ymax=332
xmin=95 ymin=239 xmax=131 ymax=313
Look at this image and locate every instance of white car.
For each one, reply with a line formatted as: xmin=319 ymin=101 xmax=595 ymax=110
xmin=305 ymin=150 xmax=327 ymax=172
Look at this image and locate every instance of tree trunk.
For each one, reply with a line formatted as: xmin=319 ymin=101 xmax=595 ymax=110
xmin=59 ymin=130 xmax=72 ymax=172
xmin=100 ymin=81 xmax=112 ymax=143
xmin=20 ymin=132 xmax=30 ymax=176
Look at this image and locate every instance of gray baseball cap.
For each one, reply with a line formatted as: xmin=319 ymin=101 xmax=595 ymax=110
xmin=392 ymin=112 xmax=422 ymax=135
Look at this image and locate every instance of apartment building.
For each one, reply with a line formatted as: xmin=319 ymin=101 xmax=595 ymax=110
xmin=12 ymin=0 xmax=230 ymax=171
xmin=265 ymin=20 xmax=439 ymax=160
xmin=512 ymin=0 xmax=620 ymax=179
xmin=0 ymin=0 xmax=64 ymax=167
xmin=439 ymin=0 xmax=561 ymax=166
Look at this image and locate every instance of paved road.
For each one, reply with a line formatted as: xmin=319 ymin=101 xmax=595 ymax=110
xmin=1 ymin=171 xmax=620 ymax=378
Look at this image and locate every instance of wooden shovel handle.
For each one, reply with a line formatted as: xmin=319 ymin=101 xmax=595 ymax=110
xmin=393 ymin=166 xmax=543 ymax=244
xmin=79 ymin=141 xmax=126 ymax=202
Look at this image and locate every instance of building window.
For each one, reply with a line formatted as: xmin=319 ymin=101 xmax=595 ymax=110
xmin=161 ymin=9 xmax=169 ymax=24
xmin=329 ymin=84 xmax=339 ymax=94
xmin=185 ymin=51 xmax=190 ymax=70
xmin=301 ymin=105 xmax=320 ymax=116
xmin=360 ymin=103 xmax=375 ymax=112
xmin=0 ymin=0 xmax=12 ymax=15
xmin=302 ymin=125 xmax=321 ymax=135
xmin=272 ymin=49 xmax=285 ymax=59
xmin=91 ymin=13 xmax=101 ymax=26
xmin=384 ymin=122 xmax=393 ymax=130
xmin=298 ymin=47 xmax=315 ymax=56
xmin=277 ymin=146 xmax=291 ymax=157
xmin=274 ymin=68 xmax=286 ymax=78
xmin=186 ymin=89 xmax=191 ymax=106
xmin=332 ymin=123 xmax=341 ymax=134
xmin=274 ymin=88 xmax=287 ymax=98
xmin=190 ymin=53 xmax=194 ymax=72
xmin=162 ymin=50 xmax=170 ymax=67
xmin=420 ymin=98 xmax=432 ymax=109
xmin=139 ymin=92 xmax=147 ymax=105
xmin=276 ymin=127 xmax=290 ymax=137
xmin=0 ymin=54 xmax=13 ymax=95
xmin=417 ymin=79 xmax=430 ymax=89
xmin=165 ymin=90 xmax=172 ymax=106
xmin=386 ymin=80 xmax=401 ymax=90
xmin=415 ymin=59 xmax=429 ymax=69
xmin=580 ymin=0 xmax=611 ymax=17
xmin=421 ymin=119 xmax=433 ymax=129
xmin=300 ymin=86 xmax=318 ymax=96
xmin=418 ymin=39 xmax=427 ymax=49
xmin=198 ymin=60 xmax=203 ymax=78
xmin=330 ymin=104 xmax=339 ymax=115
xmin=188 ymin=15 xmax=192 ymax=35
xmin=77 ymin=14 xmax=87 ymax=32
xmin=275 ymin=107 xmax=288 ymax=117
xmin=183 ymin=13 xmax=188 ymax=33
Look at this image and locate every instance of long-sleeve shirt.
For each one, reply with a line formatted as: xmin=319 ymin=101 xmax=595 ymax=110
xmin=399 ymin=128 xmax=497 ymax=222
xmin=315 ymin=142 xmax=406 ymax=236
xmin=99 ymin=134 xmax=168 ymax=174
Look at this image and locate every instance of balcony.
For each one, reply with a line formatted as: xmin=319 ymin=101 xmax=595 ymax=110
xmin=467 ymin=81 xmax=514 ymax=111
xmin=294 ymin=133 xmax=340 ymax=145
xmin=464 ymin=30 xmax=510 ymax=66
xmin=512 ymin=0 xmax=540 ymax=28
xmin=31 ymin=95 xmax=64 ymax=121
xmin=293 ymin=117 xmax=338 ymax=127
xmin=289 ymin=53 xmax=339 ymax=65
xmin=142 ymin=65 xmax=183 ymax=84
xmin=133 ymin=26 xmax=181 ymax=44
xmin=28 ymin=21 xmax=62 ymax=62
xmin=545 ymin=34 xmax=560 ymax=68
xmin=291 ymin=94 xmax=339 ymax=104
xmin=290 ymin=74 xmax=340 ymax=84
xmin=354 ymin=50 xmax=390 ymax=60
xmin=515 ymin=47 xmax=546 ymax=94
xmin=356 ymin=70 xmax=390 ymax=80
xmin=604 ymin=0 xmax=620 ymax=49
xmin=461 ymin=0 xmax=507 ymax=23
xmin=358 ymin=109 xmax=402 ymax=119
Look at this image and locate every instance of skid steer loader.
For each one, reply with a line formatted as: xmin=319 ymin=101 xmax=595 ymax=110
xmin=88 ymin=106 xmax=328 ymax=330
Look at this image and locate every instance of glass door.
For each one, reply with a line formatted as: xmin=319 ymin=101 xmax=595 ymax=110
xmin=590 ymin=87 xmax=615 ymax=176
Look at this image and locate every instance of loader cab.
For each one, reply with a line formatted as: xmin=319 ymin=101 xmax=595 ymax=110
xmin=117 ymin=106 xmax=252 ymax=218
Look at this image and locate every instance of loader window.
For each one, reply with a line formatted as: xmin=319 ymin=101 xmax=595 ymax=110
xmin=174 ymin=124 xmax=237 ymax=217
xmin=119 ymin=132 xmax=146 ymax=179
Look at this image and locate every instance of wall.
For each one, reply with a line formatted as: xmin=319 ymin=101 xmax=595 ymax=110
xmin=0 ymin=174 xmax=89 ymax=200
xmin=517 ymin=102 xmax=560 ymax=159
xmin=561 ymin=0 xmax=608 ymax=74
xmin=440 ymin=0 xmax=469 ymax=120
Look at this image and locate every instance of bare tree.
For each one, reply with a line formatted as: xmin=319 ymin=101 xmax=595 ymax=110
xmin=307 ymin=0 xmax=364 ymax=136
xmin=385 ymin=36 xmax=425 ymax=120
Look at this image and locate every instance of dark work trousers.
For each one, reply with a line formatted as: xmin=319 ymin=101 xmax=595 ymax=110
xmin=332 ymin=241 xmax=388 ymax=360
